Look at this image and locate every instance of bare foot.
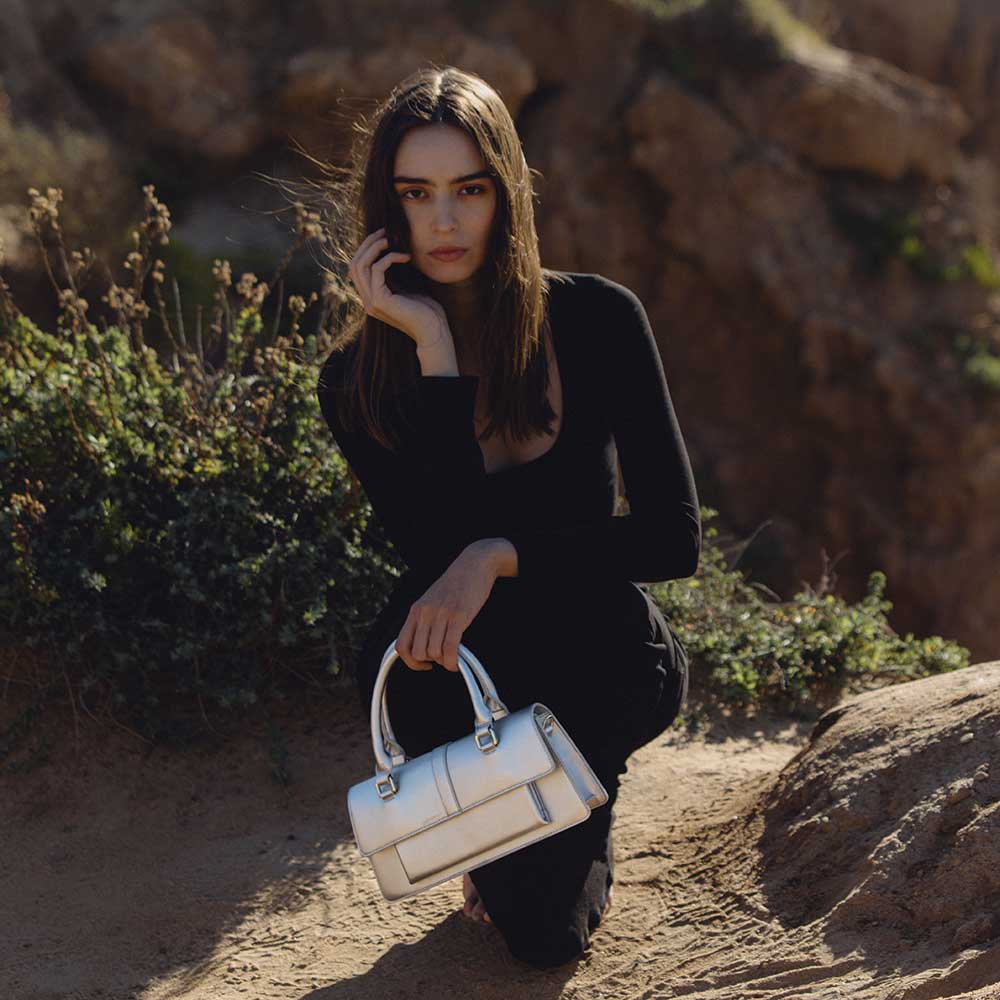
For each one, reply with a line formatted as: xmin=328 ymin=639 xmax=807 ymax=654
xmin=462 ymin=872 xmax=493 ymax=924
xmin=606 ymin=883 xmax=615 ymax=914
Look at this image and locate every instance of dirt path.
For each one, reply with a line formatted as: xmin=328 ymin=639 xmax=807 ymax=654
xmin=1 ymin=690 xmax=993 ymax=999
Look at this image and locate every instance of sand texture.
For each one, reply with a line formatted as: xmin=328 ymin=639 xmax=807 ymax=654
xmin=3 ymin=661 xmax=999 ymax=998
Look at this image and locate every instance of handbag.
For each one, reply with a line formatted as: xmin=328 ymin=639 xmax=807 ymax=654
xmin=347 ymin=638 xmax=610 ymax=901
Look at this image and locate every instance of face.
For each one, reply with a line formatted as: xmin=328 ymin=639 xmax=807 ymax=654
xmin=392 ymin=123 xmax=498 ymax=287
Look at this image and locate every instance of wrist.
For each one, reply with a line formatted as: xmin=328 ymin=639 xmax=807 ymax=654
xmin=414 ymin=318 xmax=449 ymax=351
xmin=415 ymin=320 xmax=459 ymax=376
xmin=466 ymin=538 xmax=518 ymax=578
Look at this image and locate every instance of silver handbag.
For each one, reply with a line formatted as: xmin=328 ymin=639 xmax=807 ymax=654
xmin=347 ymin=638 xmax=609 ymax=901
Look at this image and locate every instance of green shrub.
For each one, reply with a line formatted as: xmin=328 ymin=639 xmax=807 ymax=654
xmin=962 ymin=349 xmax=1000 ymax=391
xmin=953 ymin=330 xmax=1000 ymax=395
xmin=0 ymin=186 xmax=398 ymax=754
xmin=648 ymin=508 xmax=968 ymax=717
xmin=960 ymin=243 xmax=1000 ymax=290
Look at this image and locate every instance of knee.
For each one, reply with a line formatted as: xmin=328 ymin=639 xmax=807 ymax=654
xmin=502 ymin=893 xmax=610 ymax=970
xmin=506 ymin=925 xmax=591 ymax=970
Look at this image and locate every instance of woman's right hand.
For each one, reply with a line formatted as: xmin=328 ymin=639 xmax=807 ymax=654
xmin=348 ymin=226 xmax=450 ymax=347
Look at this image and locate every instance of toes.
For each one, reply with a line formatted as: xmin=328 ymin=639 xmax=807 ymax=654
xmin=462 ymin=874 xmax=493 ymax=925
xmin=462 ymin=874 xmax=479 ymax=917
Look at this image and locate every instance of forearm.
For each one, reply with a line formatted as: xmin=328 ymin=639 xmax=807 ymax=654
xmin=465 ymin=537 xmax=519 ymax=579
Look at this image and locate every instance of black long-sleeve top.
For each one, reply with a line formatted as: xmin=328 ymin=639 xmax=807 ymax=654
xmin=316 ymin=271 xmax=701 ymax=595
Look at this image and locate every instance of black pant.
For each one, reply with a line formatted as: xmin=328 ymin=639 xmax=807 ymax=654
xmin=354 ymin=573 xmax=689 ymax=969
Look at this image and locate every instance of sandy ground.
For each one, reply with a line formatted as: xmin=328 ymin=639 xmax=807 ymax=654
xmin=1 ymin=682 xmax=997 ymax=1000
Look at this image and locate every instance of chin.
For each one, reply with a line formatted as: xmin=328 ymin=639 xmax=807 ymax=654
xmin=423 ymin=259 xmax=482 ymax=284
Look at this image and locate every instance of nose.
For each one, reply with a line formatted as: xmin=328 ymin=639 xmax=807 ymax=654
xmin=432 ymin=202 xmax=459 ymax=233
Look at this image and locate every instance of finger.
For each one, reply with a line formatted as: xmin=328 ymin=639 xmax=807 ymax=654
xmin=349 ymin=233 xmax=389 ymax=302
xmin=424 ymin=610 xmax=450 ymax=666
xmin=393 ymin=622 xmax=420 ymax=672
xmin=370 ymin=250 xmax=411 ymax=289
xmin=348 ymin=229 xmax=386 ymax=279
xmin=353 ymin=227 xmax=387 ymax=261
xmin=362 ymin=237 xmax=407 ymax=291
xmin=410 ymin=611 xmax=433 ymax=664
xmin=394 ymin=620 xmax=412 ymax=660
xmin=401 ymin=640 xmax=432 ymax=671
xmin=441 ymin=619 xmax=464 ymax=672
xmin=359 ymin=234 xmax=390 ymax=269
xmin=372 ymin=250 xmax=411 ymax=274
xmin=401 ymin=651 xmax=433 ymax=671
xmin=368 ymin=248 xmax=410 ymax=308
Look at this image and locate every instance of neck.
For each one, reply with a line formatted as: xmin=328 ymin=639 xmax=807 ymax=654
xmin=428 ymin=270 xmax=490 ymax=358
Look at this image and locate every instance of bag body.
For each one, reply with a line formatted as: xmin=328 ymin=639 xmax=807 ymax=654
xmin=347 ymin=640 xmax=609 ymax=900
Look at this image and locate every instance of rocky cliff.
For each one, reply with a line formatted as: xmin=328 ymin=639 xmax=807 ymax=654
xmin=2 ymin=0 xmax=999 ymax=655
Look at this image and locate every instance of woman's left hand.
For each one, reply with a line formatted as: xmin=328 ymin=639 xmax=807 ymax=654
xmin=394 ymin=543 xmax=500 ymax=672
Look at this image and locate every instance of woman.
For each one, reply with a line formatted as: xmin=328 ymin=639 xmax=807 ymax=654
xmin=315 ymin=65 xmax=700 ymax=969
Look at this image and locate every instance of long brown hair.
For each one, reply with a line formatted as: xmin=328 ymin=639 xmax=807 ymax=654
xmin=309 ymin=64 xmax=571 ymax=452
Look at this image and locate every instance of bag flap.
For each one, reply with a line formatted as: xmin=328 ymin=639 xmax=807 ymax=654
xmin=348 ymin=704 xmax=555 ymax=857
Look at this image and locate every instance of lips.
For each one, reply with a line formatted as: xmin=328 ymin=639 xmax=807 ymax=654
xmin=430 ymin=248 xmax=467 ymax=260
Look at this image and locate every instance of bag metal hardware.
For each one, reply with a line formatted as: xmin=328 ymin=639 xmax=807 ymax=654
xmin=475 ymin=723 xmax=499 ymax=751
xmin=375 ymin=772 xmax=398 ymax=799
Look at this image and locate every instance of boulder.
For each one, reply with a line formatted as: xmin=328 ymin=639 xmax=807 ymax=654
xmin=755 ymin=661 xmax=1000 ymax=957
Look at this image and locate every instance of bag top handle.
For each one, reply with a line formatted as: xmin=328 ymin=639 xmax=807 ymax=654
xmin=370 ymin=640 xmax=510 ymax=773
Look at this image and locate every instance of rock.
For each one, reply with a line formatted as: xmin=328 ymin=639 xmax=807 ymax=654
xmin=789 ymin=0 xmax=1000 ymax=176
xmin=718 ymin=40 xmax=970 ymax=182
xmin=753 ymin=661 xmax=1000 ymax=952
xmin=786 ymin=0 xmax=962 ymax=84
xmin=80 ymin=14 xmax=267 ymax=161
xmin=952 ymin=912 xmax=999 ymax=952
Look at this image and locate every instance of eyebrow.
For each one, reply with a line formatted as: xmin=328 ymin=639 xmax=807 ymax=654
xmin=392 ymin=169 xmax=493 ymax=185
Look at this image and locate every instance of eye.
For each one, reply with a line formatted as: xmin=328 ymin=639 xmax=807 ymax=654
xmin=399 ymin=184 xmax=489 ymax=200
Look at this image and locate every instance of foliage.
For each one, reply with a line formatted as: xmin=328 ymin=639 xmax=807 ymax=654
xmin=0 ymin=185 xmax=398 ymax=754
xmin=959 ymin=345 xmax=1000 ymax=391
xmin=960 ymin=243 xmax=1000 ymax=290
xmin=829 ymin=192 xmax=1000 ymax=396
xmin=840 ymin=203 xmax=1000 ymax=296
xmin=647 ymin=509 xmax=968 ymax=716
